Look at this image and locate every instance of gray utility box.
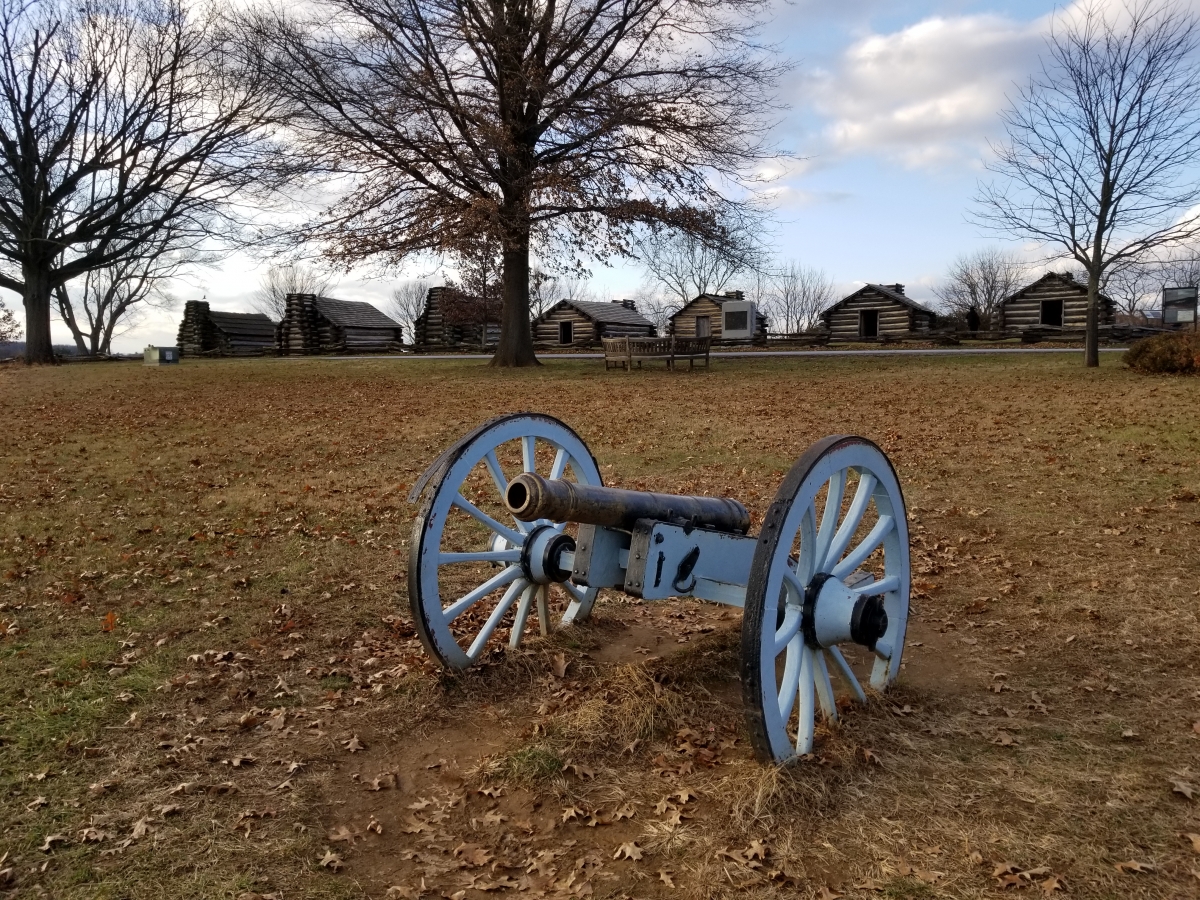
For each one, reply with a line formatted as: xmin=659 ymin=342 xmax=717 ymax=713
xmin=1162 ymin=286 xmax=1197 ymax=327
xmin=144 ymin=345 xmax=180 ymax=366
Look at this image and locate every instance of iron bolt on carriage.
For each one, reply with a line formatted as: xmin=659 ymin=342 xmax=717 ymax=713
xmin=408 ymin=414 xmax=910 ymax=764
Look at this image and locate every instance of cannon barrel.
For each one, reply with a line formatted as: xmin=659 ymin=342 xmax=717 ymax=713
xmin=504 ymin=473 xmax=750 ymax=534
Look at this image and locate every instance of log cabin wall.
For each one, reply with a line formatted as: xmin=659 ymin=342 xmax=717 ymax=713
xmin=414 ymin=286 xmax=499 ymax=348
xmin=534 ymin=304 xmax=599 ymax=346
xmin=999 ymin=273 xmax=1114 ymax=330
xmin=822 ymin=286 xmax=935 ymax=341
xmin=670 ymin=293 xmax=768 ymax=342
xmin=532 ymin=300 xmax=656 ymax=346
xmin=671 ymin=296 xmax=726 ymax=339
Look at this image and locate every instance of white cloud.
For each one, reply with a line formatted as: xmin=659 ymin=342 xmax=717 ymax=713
xmin=809 ymin=13 xmax=1044 ymax=168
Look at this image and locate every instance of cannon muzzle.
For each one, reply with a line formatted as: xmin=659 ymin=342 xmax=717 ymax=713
xmin=505 ymin=473 xmax=750 ymax=534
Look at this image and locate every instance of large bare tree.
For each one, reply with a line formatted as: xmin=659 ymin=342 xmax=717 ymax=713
xmin=389 ymin=279 xmax=431 ymax=342
xmin=251 ymin=264 xmax=333 ymax=320
xmin=934 ymin=247 xmax=1027 ymax=331
xmin=637 ymin=214 xmax=765 ymax=309
xmin=0 ymin=0 xmax=285 ymax=364
xmin=979 ymin=1 xmax=1200 ymax=366
xmin=245 ymin=0 xmax=782 ymax=366
xmin=0 ymin=297 xmax=18 ymax=344
xmin=768 ymin=261 xmax=835 ymax=334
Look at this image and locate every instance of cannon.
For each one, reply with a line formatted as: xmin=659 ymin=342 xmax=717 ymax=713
xmin=408 ymin=414 xmax=910 ymax=764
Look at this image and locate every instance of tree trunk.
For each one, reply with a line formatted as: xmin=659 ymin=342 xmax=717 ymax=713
xmin=22 ymin=264 xmax=56 ymax=365
xmin=491 ymin=217 xmax=538 ymax=367
xmin=1085 ymin=268 xmax=1100 ymax=368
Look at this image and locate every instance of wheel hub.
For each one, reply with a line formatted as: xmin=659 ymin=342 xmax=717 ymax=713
xmin=803 ymin=573 xmax=889 ymax=652
xmin=521 ymin=525 xmax=576 ymax=585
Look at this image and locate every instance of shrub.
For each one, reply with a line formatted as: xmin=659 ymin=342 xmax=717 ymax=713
xmin=1124 ymin=331 xmax=1200 ymax=374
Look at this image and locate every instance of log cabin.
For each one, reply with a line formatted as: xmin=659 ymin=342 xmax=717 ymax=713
xmin=820 ymin=284 xmax=937 ymax=341
xmin=412 ymin=286 xmax=501 ymax=349
xmin=177 ymin=300 xmax=277 ymax=356
xmin=998 ymin=272 xmax=1115 ymax=331
xmin=669 ymin=291 xmax=768 ymax=343
xmin=532 ymin=299 xmax=656 ymax=346
xmin=276 ymin=294 xmax=403 ymax=355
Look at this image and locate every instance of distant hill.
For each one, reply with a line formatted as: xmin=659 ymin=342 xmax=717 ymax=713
xmin=1 ymin=342 xmax=81 ymax=358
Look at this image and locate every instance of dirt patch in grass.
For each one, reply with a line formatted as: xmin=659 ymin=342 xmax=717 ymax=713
xmin=0 ymin=354 xmax=1198 ymax=898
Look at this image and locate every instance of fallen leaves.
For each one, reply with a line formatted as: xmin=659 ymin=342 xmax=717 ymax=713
xmin=613 ymin=842 xmax=643 ymax=861
xmin=1115 ymin=860 xmax=1155 ymax=875
xmin=1171 ymin=778 xmax=1197 ymax=800
xmin=1184 ymin=833 xmax=1200 ymax=854
xmin=39 ymin=833 xmax=66 ymax=852
xmin=318 ymin=849 xmax=344 ymax=871
xmin=342 ymin=735 xmax=366 ymax=753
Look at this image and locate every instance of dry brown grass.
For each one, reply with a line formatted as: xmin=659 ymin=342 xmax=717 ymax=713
xmin=0 ymin=353 xmax=1198 ymax=899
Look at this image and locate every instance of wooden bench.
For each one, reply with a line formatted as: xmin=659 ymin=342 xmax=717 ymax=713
xmin=602 ymin=336 xmax=711 ymax=371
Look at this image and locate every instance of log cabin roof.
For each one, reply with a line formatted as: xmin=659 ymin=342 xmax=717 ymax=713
xmin=824 ymin=283 xmax=935 ymax=317
xmin=670 ymin=293 xmax=769 ymax=322
xmin=1000 ymin=272 xmax=1115 ymax=309
xmin=545 ymin=299 xmax=655 ymax=328
xmin=207 ymin=310 xmax=276 ymax=338
xmin=311 ymin=297 xmax=402 ymax=330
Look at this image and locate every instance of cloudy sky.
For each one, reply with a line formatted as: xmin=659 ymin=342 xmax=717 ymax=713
xmin=7 ymin=0 xmax=1134 ymax=351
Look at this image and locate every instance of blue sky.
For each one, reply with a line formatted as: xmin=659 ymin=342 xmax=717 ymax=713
xmin=10 ymin=0 xmax=1148 ymax=351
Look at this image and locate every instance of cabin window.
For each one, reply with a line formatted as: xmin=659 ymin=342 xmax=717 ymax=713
xmin=559 ymin=321 xmax=573 ymax=344
xmin=1041 ymin=300 xmax=1063 ymax=327
xmin=695 ymin=315 xmax=711 ymax=338
xmin=724 ymin=310 xmax=748 ymax=332
xmin=860 ymin=310 xmax=879 ymax=338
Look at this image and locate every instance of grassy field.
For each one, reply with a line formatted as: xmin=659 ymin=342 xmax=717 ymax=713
xmin=0 ymin=353 xmax=1198 ymax=900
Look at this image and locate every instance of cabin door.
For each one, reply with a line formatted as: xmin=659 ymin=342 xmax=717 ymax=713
xmin=860 ymin=310 xmax=879 ymax=338
xmin=559 ymin=321 xmax=573 ymax=344
xmin=1040 ymin=300 xmax=1063 ymax=327
xmin=695 ymin=315 xmax=711 ymax=338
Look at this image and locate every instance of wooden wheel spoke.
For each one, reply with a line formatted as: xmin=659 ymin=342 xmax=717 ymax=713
xmin=777 ymin=644 xmax=802 ymax=722
xmin=453 ymin=493 xmax=524 ymax=547
xmin=484 ymin=449 xmax=529 ymax=535
xmin=439 ymin=550 xmax=521 ymax=565
xmin=774 ymin=604 xmax=802 ymax=656
xmin=468 ymin=578 xmax=526 ymax=660
xmin=549 ymin=446 xmax=569 ymax=480
xmin=561 ymin=581 xmax=587 ymax=604
xmin=815 ymin=650 xmax=837 ymax=722
xmin=851 ymin=574 xmax=900 ymax=597
xmin=831 ymin=514 xmax=894 ymax=579
xmin=826 ymin=645 xmax=867 ymax=703
xmin=522 ymin=435 xmax=536 ymax=473
xmin=444 ymin=566 xmax=520 ymax=623
xmin=509 ymin=585 xmax=536 ymax=648
xmin=795 ymin=646 xmax=817 ymax=755
xmin=822 ymin=472 xmax=876 ymax=572
xmin=814 ymin=469 xmax=846 ymax=567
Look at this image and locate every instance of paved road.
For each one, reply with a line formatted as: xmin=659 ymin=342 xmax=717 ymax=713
xmin=303 ymin=347 xmax=1129 ymax=361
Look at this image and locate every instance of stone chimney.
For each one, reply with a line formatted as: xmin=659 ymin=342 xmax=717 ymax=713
xmin=890 ymin=284 xmax=905 ymax=295
xmin=723 ymin=290 xmax=745 ymax=301
xmin=615 ymin=298 xmax=637 ymax=311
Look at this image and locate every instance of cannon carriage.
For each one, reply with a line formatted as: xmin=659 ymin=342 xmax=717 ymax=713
xmin=408 ymin=414 xmax=910 ymax=764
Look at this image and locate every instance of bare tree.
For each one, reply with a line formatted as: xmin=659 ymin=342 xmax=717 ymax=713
xmin=980 ymin=1 xmax=1200 ymax=366
xmin=637 ymin=216 xmax=766 ymax=309
xmin=0 ymin=0 xmax=285 ymax=364
xmin=245 ymin=0 xmax=782 ymax=366
xmin=54 ymin=253 xmax=183 ymax=357
xmin=389 ymin=279 xmax=430 ymax=342
xmin=933 ymin=248 xmax=1027 ymax=331
xmin=1159 ymin=248 xmax=1200 ymax=289
xmin=252 ymin=265 xmax=333 ymax=320
xmin=769 ymin=262 xmax=836 ymax=334
xmin=631 ymin=286 xmax=682 ymax=334
xmin=1101 ymin=257 xmax=1161 ymax=321
xmin=0 ymin=297 xmax=19 ymax=344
